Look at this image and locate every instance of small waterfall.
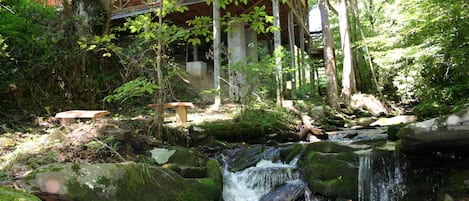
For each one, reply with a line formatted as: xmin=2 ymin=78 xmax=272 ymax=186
xmin=223 ymin=160 xmax=309 ymax=201
xmin=358 ymin=149 xmax=406 ymax=201
xmin=358 ymin=149 xmax=372 ymax=201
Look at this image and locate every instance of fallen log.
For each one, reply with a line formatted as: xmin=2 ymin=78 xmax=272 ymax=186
xmin=283 ymin=103 xmax=327 ymax=141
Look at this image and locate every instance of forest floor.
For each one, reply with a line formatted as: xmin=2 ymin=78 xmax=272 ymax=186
xmin=0 ymin=103 xmax=241 ymax=185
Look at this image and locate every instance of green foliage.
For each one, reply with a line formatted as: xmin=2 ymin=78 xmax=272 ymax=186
xmin=361 ymin=0 xmax=469 ymax=108
xmin=240 ymin=5 xmax=276 ymax=33
xmin=186 ymin=16 xmax=213 ymax=46
xmin=412 ymin=101 xmax=449 ymax=119
xmin=0 ymin=35 xmax=8 ymax=58
xmin=227 ymin=43 xmax=278 ymax=103
xmin=77 ymin=34 xmax=119 ymax=57
xmin=104 ymin=77 xmax=158 ymax=103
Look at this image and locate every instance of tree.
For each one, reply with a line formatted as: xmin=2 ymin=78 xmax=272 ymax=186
xmin=338 ymin=0 xmax=356 ymax=99
xmin=319 ymin=0 xmax=340 ymax=109
xmin=273 ymin=0 xmax=284 ymax=105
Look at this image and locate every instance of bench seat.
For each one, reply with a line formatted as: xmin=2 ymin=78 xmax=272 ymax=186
xmin=55 ymin=110 xmax=110 ymax=125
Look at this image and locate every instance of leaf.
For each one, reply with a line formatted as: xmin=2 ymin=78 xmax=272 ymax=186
xmin=87 ymin=44 xmax=97 ymax=51
xmin=149 ymin=148 xmax=176 ymax=164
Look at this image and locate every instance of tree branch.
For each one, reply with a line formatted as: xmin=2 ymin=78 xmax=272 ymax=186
xmin=326 ymin=0 xmax=338 ymax=15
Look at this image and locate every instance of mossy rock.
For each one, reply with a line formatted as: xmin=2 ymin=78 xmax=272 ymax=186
xmin=166 ymin=146 xmax=207 ymax=167
xmin=162 ymin=163 xmax=207 ymax=178
xmin=298 ymin=142 xmax=358 ymax=200
xmin=279 ymin=143 xmax=306 ymax=164
xmin=19 ymin=162 xmax=221 ymax=201
xmin=303 ymin=141 xmax=356 ymax=154
xmin=206 ymin=159 xmax=223 ymax=187
xmin=200 ymin=120 xmax=266 ymax=142
xmin=0 ymin=186 xmax=41 ymax=201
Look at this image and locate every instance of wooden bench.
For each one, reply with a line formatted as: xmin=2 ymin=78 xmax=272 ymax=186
xmin=147 ymin=102 xmax=194 ymax=125
xmin=55 ymin=110 xmax=111 ymax=126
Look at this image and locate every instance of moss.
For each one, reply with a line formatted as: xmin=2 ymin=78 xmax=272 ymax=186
xmin=0 ymin=186 xmax=41 ymax=201
xmin=206 ymin=159 xmax=223 ymax=187
xmin=279 ymin=143 xmax=305 ymax=164
xmin=97 ymin=175 xmax=111 ymax=186
xmin=71 ymin=163 xmax=81 ymax=174
xmin=166 ymin=147 xmax=207 ymax=167
xmin=65 ymin=176 xmax=108 ymax=201
xmin=299 ymin=143 xmax=358 ymax=200
xmin=178 ymin=178 xmax=221 ymax=201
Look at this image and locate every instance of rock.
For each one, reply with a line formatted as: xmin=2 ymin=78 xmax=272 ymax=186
xmin=351 ymin=93 xmax=387 ymax=116
xmin=370 ymin=115 xmax=417 ymax=126
xmin=259 ymin=180 xmax=308 ymax=201
xmin=43 ymin=129 xmax=66 ymax=143
xmin=19 ymin=162 xmax=221 ymax=201
xmin=222 ymin=144 xmax=280 ymax=172
xmin=397 ymin=107 xmax=469 ymax=151
xmin=298 ymin=142 xmax=359 ymax=200
xmin=310 ymin=105 xmax=329 ymax=122
xmin=0 ymin=186 xmax=41 ymax=201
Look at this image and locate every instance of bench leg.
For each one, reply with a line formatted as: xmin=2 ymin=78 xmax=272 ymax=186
xmin=61 ymin=118 xmax=74 ymax=126
xmin=175 ymin=106 xmax=188 ymax=125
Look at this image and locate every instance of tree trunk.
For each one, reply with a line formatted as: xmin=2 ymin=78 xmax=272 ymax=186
xmin=213 ymin=1 xmax=221 ymax=107
xmin=155 ymin=0 xmax=165 ymax=138
xmin=99 ymin=0 xmax=113 ymax=35
xmin=338 ymin=0 xmax=356 ymax=99
xmin=288 ymin=11 xmax=296 ymax=99
xmin=319 ymin=0 xmax=340 ymax=109
xmin=273 ymin=0 xmax=283 ymax=106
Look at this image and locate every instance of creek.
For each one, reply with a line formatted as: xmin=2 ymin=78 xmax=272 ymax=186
xmin=218 ymin=127 xmax=469 ymax=201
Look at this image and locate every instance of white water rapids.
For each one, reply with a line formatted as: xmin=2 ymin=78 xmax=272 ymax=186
xmin=222 ymin=160 xmax=311 ymax=201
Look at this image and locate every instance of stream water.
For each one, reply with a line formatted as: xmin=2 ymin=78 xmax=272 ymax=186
xmin=219 ymin=129 xmax=468 ymax=201
xmin=358 ymin=149 xmax=406 ymax=201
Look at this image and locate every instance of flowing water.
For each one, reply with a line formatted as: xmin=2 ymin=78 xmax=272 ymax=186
xmin=222 ymin=159 xmax=312 ymax=201
xmin=358 ymin=149 xmax=406 ymax=201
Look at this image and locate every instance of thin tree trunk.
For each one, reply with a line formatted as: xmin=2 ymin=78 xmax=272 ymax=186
xmin=273 ymin=0 xmax=283 ymax=106
xmin=319 ymin=0 xmax=340 ymax=109
xmin=155 ymin=0 xmax=165 ymax=138
xmin=350 ymin=0 xmax=381 ymax=96
xmin=338 ymin=0 xmax=356 ymax=99
xmin=299 ymin=22 xmax=306 ymax=90
xmin=288 ymin=11 xmax=296 ymax=99
xmin=213 ymin=0 xmax=221 ymax=107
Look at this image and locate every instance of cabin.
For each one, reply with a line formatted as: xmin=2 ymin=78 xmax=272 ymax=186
xmin=38 ymin=0 xmax=323 ymax=99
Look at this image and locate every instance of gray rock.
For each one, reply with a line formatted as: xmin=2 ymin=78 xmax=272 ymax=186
xmin=19 ymin=162 xmax=221 ymax=201
xmin=398 ymin=107 xmax=469 ymax=150
xmin=260 ymin=180 xmax=308 ymax=201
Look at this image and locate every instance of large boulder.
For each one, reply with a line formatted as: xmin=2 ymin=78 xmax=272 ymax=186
xmin=397 ymin=108 xmax=469 ymax=151
xmin=298 ymin=142 xmax=359 ymax=200
xmin=18 ymin=162 xmax=221 ymax=201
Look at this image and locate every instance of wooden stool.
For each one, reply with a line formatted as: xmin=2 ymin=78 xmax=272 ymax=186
xmin=147 ymin=102 xmax=194 ymax=125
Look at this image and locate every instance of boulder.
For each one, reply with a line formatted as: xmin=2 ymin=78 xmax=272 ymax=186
xmin=298 ymin=142 xmax=359 ymax=200
xmin=222 ymin=144 xmax=280 ymax=172
xmin=351 ymin=93 xmax=387 ymax=116
xmin=259 ymin=180 xmax=309 ymax=201
xmin=397 ymin=108 xmax=469 ymax=151
xmin=370 ymin=115 xmax=417 ymax=126
xmin=19 ymin=162 xmax=221 ymax=201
